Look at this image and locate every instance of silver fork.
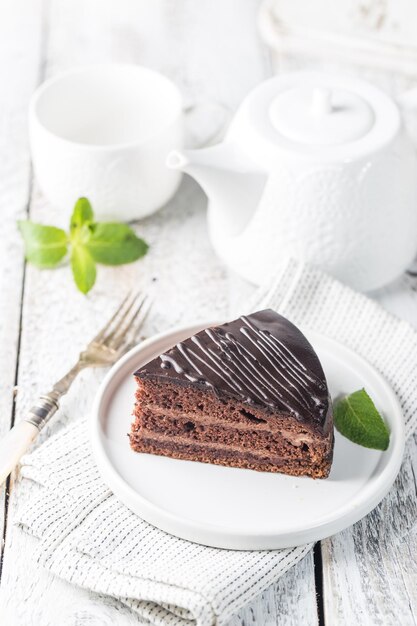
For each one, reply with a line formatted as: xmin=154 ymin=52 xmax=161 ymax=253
xmin=0 ymin=291 xmax=151 ymax=485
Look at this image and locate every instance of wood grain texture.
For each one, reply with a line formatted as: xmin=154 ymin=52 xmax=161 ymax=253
xmin=0 ymin=0 xmax=45 ymax=561
xmin=322 ymin=435 xmax=417 ymax=626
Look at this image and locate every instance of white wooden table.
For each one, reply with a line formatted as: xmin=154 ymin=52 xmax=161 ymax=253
xmin=0 ymin=1 xmax=417 ymax=624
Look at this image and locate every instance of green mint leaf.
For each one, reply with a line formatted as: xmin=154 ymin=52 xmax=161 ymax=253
xmin=70 ymin=222 xmax=92 ymax=247
xmin=18 ymin=221 xmax=68 ymax=268
xmin=18 ymin=199 xmax=148 ymax=295
xmin=334 ymin=389 xmax=390 ymax=451
xmin=70 ymin=245 xmax=96 ymax=294
xmin=70 ymin=197 xmax=94 ymax=232
xmin=86 ymin=222 xmax=149 ymax=265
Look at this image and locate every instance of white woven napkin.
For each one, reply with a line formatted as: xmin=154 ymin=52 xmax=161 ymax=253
xmin=16 ymin=258 xmax=417 ymax=626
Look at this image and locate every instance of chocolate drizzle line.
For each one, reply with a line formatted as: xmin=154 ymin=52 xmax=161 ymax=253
xmin=137 ymin=310 xmax=330 ymax=424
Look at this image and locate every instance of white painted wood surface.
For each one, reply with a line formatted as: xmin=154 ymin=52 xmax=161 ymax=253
xmin=0 ymin=0 xmax=44 ymax=559
xmin=0 ymin=1 xmax=416 ymax=625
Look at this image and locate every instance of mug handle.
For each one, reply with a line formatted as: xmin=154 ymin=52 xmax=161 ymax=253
xmin=183 ymin=100 xmax=232 ymax=148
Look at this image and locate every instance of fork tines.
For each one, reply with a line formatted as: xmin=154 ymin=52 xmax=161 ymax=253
xmin=93 ymin=291 xmax=151 ymax=352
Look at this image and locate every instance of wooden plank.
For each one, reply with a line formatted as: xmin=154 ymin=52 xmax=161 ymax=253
xmin=0 ymin=1 xmax=319 ymax=624
xmin=322 ymin=437 xmax=417 ymax=625
xmin=0 ymin=0 xmax=45 ymax=565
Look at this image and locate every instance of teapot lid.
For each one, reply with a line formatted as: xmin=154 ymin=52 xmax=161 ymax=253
xmin=241 ymin=72 xmax=400 ymax=159
xmin=269 ymin=86 xmax=374 ymax=145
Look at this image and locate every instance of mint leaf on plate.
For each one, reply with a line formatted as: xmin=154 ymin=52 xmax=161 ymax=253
xmin=334 ymin=388 xmax=390 ymax=451
xmin=86 ymin=222 xmax=149 ymax=265
xmin=18 ymin=221 xmax=68 ymax=268
xmin=70 ymin=197 xmax=94 ymax=232
xmin=70 ymin=245 xmax=96 ymax=294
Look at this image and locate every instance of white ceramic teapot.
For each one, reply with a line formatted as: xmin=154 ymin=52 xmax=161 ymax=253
xmin=167 ymin=72 xmax=417 ymax=291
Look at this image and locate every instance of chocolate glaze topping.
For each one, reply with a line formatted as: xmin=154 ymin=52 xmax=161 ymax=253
xmin=135 ymin=309 xmax=331 ymax=432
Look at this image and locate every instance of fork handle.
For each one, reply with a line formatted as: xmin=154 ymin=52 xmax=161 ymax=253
xmin=0 ymin=421 xmax=39 ymax=485
xmin=0 ymin=395 xmax=59 ymax=485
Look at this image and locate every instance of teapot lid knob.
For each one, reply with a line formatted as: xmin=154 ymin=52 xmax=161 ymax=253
xmin=311 ymin=87 xmax=332 ymax=117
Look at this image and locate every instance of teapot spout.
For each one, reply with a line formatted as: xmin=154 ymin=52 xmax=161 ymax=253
xmin=167 ymin=143 xmax=266 ymax=237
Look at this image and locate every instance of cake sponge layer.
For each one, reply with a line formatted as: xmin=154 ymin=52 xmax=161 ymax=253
xmin=130 ymin=378 xmax=333 ymax=478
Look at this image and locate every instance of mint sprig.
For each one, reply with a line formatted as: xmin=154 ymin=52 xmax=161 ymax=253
xmin=18 ymin=197 xmax=148 ymax=294
xmin=70 ymin=197 xmax=94 ymax=232
xmin=18 ymin=222 xmax=68 ymax=268
xmin=334 ymin=389 xmax=390 ymax=451
xmin=70 ymin=244 xmax=97 ymax=294
xmin=87 ymin=223 xmax=148 ymax=265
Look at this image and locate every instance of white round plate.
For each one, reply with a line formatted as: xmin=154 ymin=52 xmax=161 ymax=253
xmin=91 ymin=321 xmax=405 ymax=550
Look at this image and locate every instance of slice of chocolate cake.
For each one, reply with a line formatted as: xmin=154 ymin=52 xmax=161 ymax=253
xmin=130 ymin=310 xmax=334 ymax=478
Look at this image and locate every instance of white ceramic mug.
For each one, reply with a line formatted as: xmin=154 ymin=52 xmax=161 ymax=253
xmin=29 ymin=64 xmax=185 ymax=221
